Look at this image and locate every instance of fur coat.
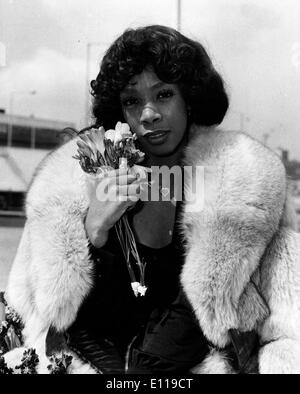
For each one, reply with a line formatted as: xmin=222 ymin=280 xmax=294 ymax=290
xmin=5 ymin=124 xmax=300 ymax=374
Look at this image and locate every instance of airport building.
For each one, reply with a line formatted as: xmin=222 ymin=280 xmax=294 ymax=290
xmin=0 ymin=111 xmax=74 ymax=215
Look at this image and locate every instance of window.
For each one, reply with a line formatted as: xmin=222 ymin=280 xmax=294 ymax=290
xmin=0 ymin=122 xmax=7 ymax=145
xmin=0 ymin=122 xmax=62 ymax=149
xmin=0 ymin=191 xmax=24 ymax=211
xmin=11 ymin=125 xmax=32 ymax=148
xmin=35 ymin=128 xmax=59 ymax=149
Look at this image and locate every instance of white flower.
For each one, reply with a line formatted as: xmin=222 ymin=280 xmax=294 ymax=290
xmin=105 ymin=122 xmax=133 ymax=145
xmin=0 ymin=320 xmax=8 ymax=333
xmin=131 ymin=282 xmax=147 ymax=297
xmin=115 ymin=122 xmax=132 ymax=144
xmin=131 ymin=282 xmax=140 ymax=297
xmin=104 ymin=129 xmax=115 ymax=143
xmin=137 ymin=285 xmax=147 ymax=296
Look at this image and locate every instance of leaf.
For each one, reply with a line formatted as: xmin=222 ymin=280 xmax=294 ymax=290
xmin=87 ymin=128 xmax=105 ymax=156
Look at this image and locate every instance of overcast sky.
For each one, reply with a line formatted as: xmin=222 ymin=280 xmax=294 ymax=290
xmin=0 ymin=0 xmax=300 ymax=159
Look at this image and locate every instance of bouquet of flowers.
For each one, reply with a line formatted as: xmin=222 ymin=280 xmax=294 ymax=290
xmin=74 ymin=122 xmax=148 ymax=297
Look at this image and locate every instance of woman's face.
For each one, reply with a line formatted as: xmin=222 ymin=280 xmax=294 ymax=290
xmin=120 ymin=68 xmax=188 ymax=157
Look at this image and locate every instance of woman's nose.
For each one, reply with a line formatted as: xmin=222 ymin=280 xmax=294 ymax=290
xmin=140 ymin=105 xmax=162 ymax=125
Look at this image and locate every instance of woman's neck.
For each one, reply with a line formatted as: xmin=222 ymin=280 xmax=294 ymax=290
xmin=146 ymin=150 xmax=182 ymax=168
xmin=145 ymin=132 xmax=188 ymax=168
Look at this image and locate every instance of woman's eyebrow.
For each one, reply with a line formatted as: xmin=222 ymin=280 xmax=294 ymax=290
xmin=122 ymin=81 xmax=168 ymax=94
xmin=150 ymin=81 xmax=166 ymax=90
xmin=121 ymin=86 xmax=136 ymax=94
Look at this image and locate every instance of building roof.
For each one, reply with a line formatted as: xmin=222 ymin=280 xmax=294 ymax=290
xmin=0 ymin=147 xmax=50 ymax=192
xmin=0 ymin=113 xmax=75 ymax=193
xmin=0 ymin=113 xmax=75 ymax=130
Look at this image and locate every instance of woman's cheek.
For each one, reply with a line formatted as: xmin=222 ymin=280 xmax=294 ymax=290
xmin=123 ymin=109 xmax=132 ymax=124
xmin=125 ymin=114 xmax=140 ymax=134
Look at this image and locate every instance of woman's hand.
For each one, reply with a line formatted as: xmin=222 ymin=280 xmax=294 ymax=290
xmin=85 ymin=167 xmax=143 ymax=248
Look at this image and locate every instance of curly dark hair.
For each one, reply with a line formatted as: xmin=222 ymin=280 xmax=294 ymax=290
xmin=90 ymin=25 xmax=229 ymax=130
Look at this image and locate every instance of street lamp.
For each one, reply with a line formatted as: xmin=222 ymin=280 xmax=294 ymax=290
xmin=177 ymin=0 xmax=182 ymax=32
xmin=8 ymin=90 xmax=37 ymax=147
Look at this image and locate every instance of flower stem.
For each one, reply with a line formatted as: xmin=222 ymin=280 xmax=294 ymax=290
xmin=114 ymin=214 xmax=147 ymax=294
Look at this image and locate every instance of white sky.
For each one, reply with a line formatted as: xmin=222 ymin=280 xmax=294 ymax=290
xmin=0 ymin=0 xmax=300 ymax=159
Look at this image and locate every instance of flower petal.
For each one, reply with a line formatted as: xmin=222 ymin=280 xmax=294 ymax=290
xmin=87 ymin=128 xmax=105 ymax=155
xmin=114 ymin=129 xmax=123 ymax=145
xmin=137 ymin=285 xmax=147 ymax=296
xmin=116 ymin=122 xmax=132 ymax=136
xmin=105 ymin=129 xmax=116 ymax=142
xmin=131 ymin=282 xmax=140 ymax=297
xmin=77 ymin=140 xmax=93 ymax=158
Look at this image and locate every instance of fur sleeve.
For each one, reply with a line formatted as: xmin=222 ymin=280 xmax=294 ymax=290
xmin=27 ymin=203 xmax=93 ymax=331
xmin=6 ymin=139 xmax=93 ymax=345
xmin=180 ymin=127 xmax=287 ymax=348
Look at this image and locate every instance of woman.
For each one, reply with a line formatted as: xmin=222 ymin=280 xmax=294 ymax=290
xmin=5 ymin=25 xmax=300 ymax=374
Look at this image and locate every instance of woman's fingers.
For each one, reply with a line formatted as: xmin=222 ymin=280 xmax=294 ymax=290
xmin=116 ymin=174 xmax=138 ymax=185
xmin=96 ymin=178 xmax=141 ymax=201
xmin=118 ymin=182 xmax=141 ymax=197
xmin=106 ymin=167 xmax=128 ymax=177
xmin=106 ymin=166 xmax=150 ymax=180
xmin=96 ymin=171 xmax=135 ymax=191
xmin=102 ymin=168 xmax=138 ymax=185
xmin=94 ymin=167 xmax=147 ymax=204
xmin=132 ymin=165 xmax=151 ymax=180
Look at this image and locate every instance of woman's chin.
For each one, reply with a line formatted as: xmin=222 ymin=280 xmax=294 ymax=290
xmin=146 ymin=141 xmax=185 ymax=159
xmin=148 ymin=147 xmax=176 ymax=158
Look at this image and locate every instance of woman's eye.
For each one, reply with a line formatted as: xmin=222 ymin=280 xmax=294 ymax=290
xmin=157 ymin=89 xmax=174 ymax=100
xmin=121 ymin=97 xmax=138 ymax=107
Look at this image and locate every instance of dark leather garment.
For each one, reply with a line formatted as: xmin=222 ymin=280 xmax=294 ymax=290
xmin=126 ymin=290 xmax=209 ymax=374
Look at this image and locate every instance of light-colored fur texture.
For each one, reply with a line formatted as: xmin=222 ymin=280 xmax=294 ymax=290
xmin=5 ymin=125 xmax=300 ymax=374
xmin=190 ymin=349 xmax=236 ymax=374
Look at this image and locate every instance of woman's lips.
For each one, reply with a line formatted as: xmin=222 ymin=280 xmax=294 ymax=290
xmin=144 ymin=130 xmax=170 ymax=145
